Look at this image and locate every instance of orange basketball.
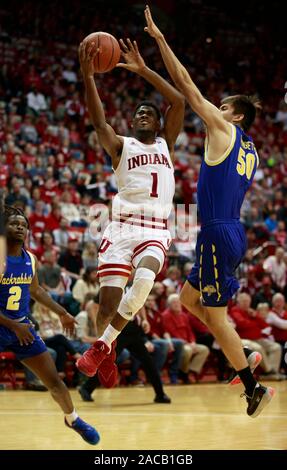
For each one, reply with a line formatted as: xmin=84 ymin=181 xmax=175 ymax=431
xmin=83 ymin=31 xmax=121 ymax=73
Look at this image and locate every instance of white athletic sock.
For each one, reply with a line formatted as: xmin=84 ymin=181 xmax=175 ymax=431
xmin=65 ymin=409 xmax=78 ymax=426
xmin=99 ymin=324 xmax=120 ymax=351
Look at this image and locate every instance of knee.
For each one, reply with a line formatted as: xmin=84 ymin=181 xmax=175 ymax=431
xmin=48 ymin=376 xmax=66 ymax=395
xmin=118 ymin=268 xmax=155 ymax=319
xmin=173 ymin=339 xmax=184 ymax=351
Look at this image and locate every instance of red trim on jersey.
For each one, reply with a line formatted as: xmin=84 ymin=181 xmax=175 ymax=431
xmin=119 ymin=213 xmax=167 ymax=223
xmin=114 ymin=216 xmax=167 ymax=230
xmin=98 ymin=263 xmax=132 ymax=272
xmin=98 ymin=270 xmax=130 ymax=278
xmin=133 ymin=239 xmax=166 ymax=255
xmin=131 ymin=243 xmax=167 ymax=262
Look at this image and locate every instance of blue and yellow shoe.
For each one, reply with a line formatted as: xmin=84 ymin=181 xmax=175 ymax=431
xmin=65 ymin=417 xmax=100 ymax=445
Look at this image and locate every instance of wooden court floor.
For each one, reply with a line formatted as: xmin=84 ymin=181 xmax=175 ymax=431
xmin=0 ymin=382 xmax=286 ymax=450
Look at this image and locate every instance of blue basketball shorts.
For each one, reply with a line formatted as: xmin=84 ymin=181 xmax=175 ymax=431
xmin=0 ymin=317 xmax=47 ymax=360
xmin=187 ymin=220 xmax=247 ymax=307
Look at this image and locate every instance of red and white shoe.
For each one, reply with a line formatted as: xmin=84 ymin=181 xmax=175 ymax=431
xmin=98 ymin=340 xmax=118 ymax=388
xmin=76 ymin=340 xmax=110 ymax=377
xmin=229 ymin=351 xmax=262 ymax=386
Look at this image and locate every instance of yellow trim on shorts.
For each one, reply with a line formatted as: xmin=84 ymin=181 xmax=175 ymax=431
xmin=212 ymin=244 xmax=221 ymax=302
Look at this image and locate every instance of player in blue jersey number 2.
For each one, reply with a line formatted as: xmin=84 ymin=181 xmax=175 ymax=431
xmin=0 ymin=205 xmax=99 ymax=445
xmin=144 ymin=5 xmax=274 ymax=418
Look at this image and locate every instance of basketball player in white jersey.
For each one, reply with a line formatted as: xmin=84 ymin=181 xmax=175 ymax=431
xmin=76 ymin=38 xmax=184 ymax=384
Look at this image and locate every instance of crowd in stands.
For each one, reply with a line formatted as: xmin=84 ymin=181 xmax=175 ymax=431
xmin=1 ymin=0 xmax=287 ymax=393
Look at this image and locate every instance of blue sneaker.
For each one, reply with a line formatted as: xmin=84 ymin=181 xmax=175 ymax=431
xmin=65 ymin=417 xmax=100 ymax=445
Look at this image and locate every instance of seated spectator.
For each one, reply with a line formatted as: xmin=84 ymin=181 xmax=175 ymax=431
xmin=33 ymin=230 xmax=60 ymax=260
xmin=26 ymin=85 xmax=47 ymax=116
xmin=60 ymin=190 xmax=81 ymax=225
xmin=33 ymin=303 xmax=81 ymax=379
xmin=72 ymin=267 xmax=100 ymax=307
xmin=269 ymin=293 xmax=287 ymax=372
xmin=29 ymin=200 xmax=48 ymax=235
xmin=162 ymin=266 xmax=183 ymax=293
xmin=150 ymin=282 xmax=167 ymax=311
xmin=251 ymin=275 xmax=275 ymax=308
xmin=53 ymin=217 xmax=70 ymax=251
xmin=230 ymin=293 xmax=282 ymax=378
xmin=37 ymin=250 xmax=73 ymax=307
xmin=143 ymin=294 xmax=184 ymax=384
xmin=20 ymin=115 xmax=38 ymax=143
xmin=58 ymin=236 xmax=83 ymax=285
xmin=162 ymin=294 xmax=210 ymax=383
xmin=46 ymin=203 xmax=62 ymax=231
xmin=263 ymin=247 xmax=286 ymax=293
xmin=82 ymin=242 xmax=98 ymax=270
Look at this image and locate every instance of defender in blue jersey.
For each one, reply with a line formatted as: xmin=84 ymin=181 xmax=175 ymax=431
xmin=0 ymin=205 xmax=100 ymax=445
xmin=145 ymin=5 xmax=274 ymax=418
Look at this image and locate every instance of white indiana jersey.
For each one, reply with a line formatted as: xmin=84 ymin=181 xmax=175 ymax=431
xmin=113 ymin=136 xmax=175 ymax=222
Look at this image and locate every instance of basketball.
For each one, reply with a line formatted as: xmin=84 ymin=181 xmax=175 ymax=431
xmin=83 ymin=32 xmax=121 ymax=73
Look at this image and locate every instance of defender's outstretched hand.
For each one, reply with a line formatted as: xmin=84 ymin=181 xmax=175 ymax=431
xmin=60 ymin=312 xmax=78 ymax=337
xmin=78 ymin=41 xmax=99 ymax=77
xmin=144 ymin=5 xmax=163 ymax=40
xmin=116 ymin=38 xmax=146 ymax=74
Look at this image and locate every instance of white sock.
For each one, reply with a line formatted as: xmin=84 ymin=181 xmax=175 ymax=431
xmin=65 ymin=409 xmax=78 ymax=426
xmin=99 ymin=324 xmax=120 ymax=351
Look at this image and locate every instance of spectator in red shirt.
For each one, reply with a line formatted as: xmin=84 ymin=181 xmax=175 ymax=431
xmin=46 ymin=203 xmax=62 ymax=231
xmin=162 ymin=294 xmax=209 ymax=382
xmin=144 ymin=294 xmax=184 ymax=384
xmin=29 ymin=200 xmax=48 ymax=234
xmin=230 ymin=293 xmax=282 ymax=376
xmin=271 ymin=293 xmax=287 ymax=344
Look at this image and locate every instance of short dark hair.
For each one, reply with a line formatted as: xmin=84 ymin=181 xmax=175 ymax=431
xmin=221 ymin=95 xmax=261 ymax=132
xmin=133 ymin=101 xmax=162 ymax=121
xmin=4 ymin=205 xmax=30 ymax=229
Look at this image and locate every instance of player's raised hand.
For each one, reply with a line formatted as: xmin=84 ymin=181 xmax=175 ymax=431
xmin=116 ymin=39 xmax=146 ymax=74
xmin=78 ymin=41 xmax=99 ymax=77
xmin=60 ymin=312 xmax=78 ymax=337
xmin=144 ymin=5 xmax=163 ymax=40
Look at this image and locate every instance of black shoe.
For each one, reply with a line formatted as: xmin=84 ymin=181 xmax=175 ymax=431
xmin=154 ymin=394 xmax=171 ymax=404
xmin=242 ymin=384 xmax=275 ymax=418
xmin=25 ymin=381 xmax=47 ymax=391
xmin=178 ymin=370 xmax=191 ymax=384
xmin=79 ymin=386 xmax=94 ymax=402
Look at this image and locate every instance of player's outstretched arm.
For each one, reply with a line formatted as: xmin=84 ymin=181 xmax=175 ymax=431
xmin=144 ymin=5 xmax=228 ymax=133
xmin=29 ymin=256 xmax=77 ymax=336
xmin=79 ymin=41 xmax=123 ymax=167
xmin=116 ymin=38 xmax=185 ymax=152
